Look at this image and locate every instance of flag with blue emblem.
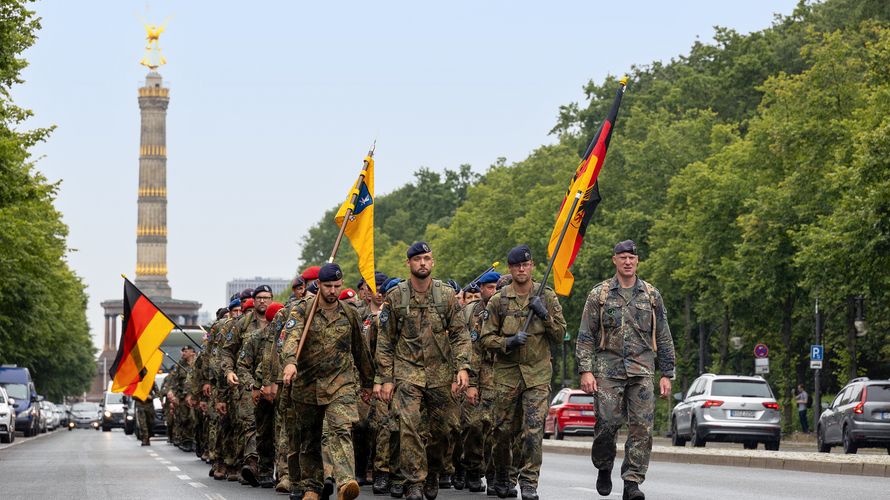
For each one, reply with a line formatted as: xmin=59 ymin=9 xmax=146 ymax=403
xmin=335 ymin=155 xmax=377 ymax=293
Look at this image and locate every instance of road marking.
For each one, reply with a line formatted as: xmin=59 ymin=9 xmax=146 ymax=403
xmin=154 ymin=457 xmax=165 ymax=461
xmin=160 ymin=460 xmax=171 ymax=464
xmin=189 ymin=482 xmax=206 ymax=488
xmin=203 ymin=494 xmax=226 ymax=500
xmin=177 ymin=474 xmax=191 ymax=480
xmin=167 ymin=466 xmax=180 ymax=471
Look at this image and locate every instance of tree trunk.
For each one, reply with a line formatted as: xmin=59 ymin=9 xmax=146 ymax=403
xmin=685 ymin=294 xmax=695 ymax=383
xmin=781 ymin=293 xmax=796 ymax=433
xmin=847 ymin=296 xmax=858 ymax=380
xmin=719 ymin=306 xmax=730 ymax=373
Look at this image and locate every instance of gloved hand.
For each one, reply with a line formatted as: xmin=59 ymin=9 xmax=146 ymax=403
xmin=506 ymin=331 xmax=528 ymax=349
xmin=528 ymin=296 xmax=548 ymax=320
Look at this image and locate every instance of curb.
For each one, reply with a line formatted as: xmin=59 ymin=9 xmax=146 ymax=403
xmin=543 ymin=441 xmax=890 ymax=478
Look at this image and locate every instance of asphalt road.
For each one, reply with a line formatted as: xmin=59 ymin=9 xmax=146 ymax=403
xmin=1 ymin=429 xmax=888 ymax=499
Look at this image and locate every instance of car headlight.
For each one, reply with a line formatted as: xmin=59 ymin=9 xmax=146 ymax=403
xmin=104 ymin=411 xmax=111 ymax=418
xmin=126 ymin=415 xmax=133 ymax=421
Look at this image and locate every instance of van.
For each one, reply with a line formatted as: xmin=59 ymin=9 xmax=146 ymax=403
xmin=101 ymin=382 xmax=128 ymax=432
xmin=0 ymin=365 xmax=41 ymax=437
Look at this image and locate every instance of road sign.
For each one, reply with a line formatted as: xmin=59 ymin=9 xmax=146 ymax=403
xmin=810 ymin=360 xmax=823 ymax=369
xmin=754 ymin=343 xmax=769 ymax=359
xmin=755 ymin=357 xmax=769 ymax=374
xmin=811 ymin=344 xmax=824 ymax=361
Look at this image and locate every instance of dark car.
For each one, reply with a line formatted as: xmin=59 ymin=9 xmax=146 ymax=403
xmin=70 ymin=402 xmax=101 ymax=430
xmin=0 ymin=366 xmax=41 ymax=437
xmin=544 ymin=388 xmax=596 ymax=440
xmin=817 ymin=377 xmax=890 ymax=454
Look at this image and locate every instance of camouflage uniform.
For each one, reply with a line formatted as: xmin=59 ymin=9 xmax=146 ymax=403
xmin=135 ymin=383 xmax=158 ymax=443
xmin=460 ymin=299 xmax=497 ymax=483
xmin=281 ymin=298 xmax=374 ymax=495
xmin=376 ymin=280 xmax=472 ymax=489
xmin=172 ymin=356 xmax=196 ymax=449
xmin=212 ymin=316 xmax=241 ymax=471
xmin=480 ymin=281 xmax=566 ymax=488
xmin=258 ymin=301 xmax=293 ymax=484
xmin=161 ymin=366 xmax=177 ymax=443
xmin=362 ymin=308 xmax=399 ymax=481
xmin=237 ymin=322 xmax=276 ymax=481
xmin=575 ymin=276 xmax=675 ymax=484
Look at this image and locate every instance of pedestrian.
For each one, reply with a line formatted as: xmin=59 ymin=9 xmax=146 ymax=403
xmin=135 ymin=382 xmax=159 ymax=446
xmin=480 ymin=245 xmax=567 ymax=500
xmin=374 ymin=241 xmax=473 ymax=500
xmin=796 ymin=384 xmax=809 ymax=433
xmin=575 ymin=239 xmax=676 ymax=500
xmin=281 ymin=263 xmax=374 ymax=500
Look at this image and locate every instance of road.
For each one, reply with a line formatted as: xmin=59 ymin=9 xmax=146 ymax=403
xmin=1 ymin=429 xmax=888 ymax=499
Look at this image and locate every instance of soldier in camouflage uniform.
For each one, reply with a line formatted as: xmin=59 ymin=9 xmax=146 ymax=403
xmin=186 ymin=342 xmax=208 ymax=459
xmin=575 ymin=240 xmax=675 ymax=500
xmin=480 ymin=245 xmax=567 ymax=500
xmin=135 ymin=382 xmax=159 ymax=446
xmin=171 ymin=345 xmax=197 ymax=452
xmin=221 ymin=286 xmax=272 ymax=487
xmin=206 ymin=305 xmax=234 ymax=479
xmin=215 ymin=289 xmax=253 ymax=481
xmin=374 ymin=242 xmax=472 ymax=500
xmin=281 ymin=263 xmax=374 ymax=500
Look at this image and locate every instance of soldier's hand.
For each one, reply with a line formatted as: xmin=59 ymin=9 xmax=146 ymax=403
xmin=185 ymin=394 xmax=194 ymax=408
xmin=466 ymin=387 xmax=479 ymax=406
xmin=381 ymin=382 xmax=395 ymax=403
xmin=252 ymin=388 xmax=261 ymax=404
xmin=505 ymin=331 xmax=528 ymax=349
xmin=360 ymin=388 xmax=372 ymax=404
xmin=199 ymin=401 xmax=208 ymax=413
xmin=226 ymin=372 xmax=239 ymax=386
xmin=215 ymin=401 xmax=227 ymax=415
xmin=271 ymin=383 xmax=279 ymax=400
xmin=528 ymin=296 xmax=548 ymax=320
xmin=455 ymin=369 xmax=469 ymax=394
xmin=282 ymin=363 xmax=297 ymax=385
xmin=580 ymin=372 xmax=597 ymax=394
xmin=373 ymin=383 xmax=383 ymax=401
xmin=659 ymin=376 xmax=672 ymax=399
xmin=202 ymin=383 xmax=212 ymax=398
xmin=261 ymin=385 xmax=273 ymax=402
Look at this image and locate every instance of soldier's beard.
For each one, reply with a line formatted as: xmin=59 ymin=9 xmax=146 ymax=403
xmin=410 ymin=267 xmax=430 ymax=279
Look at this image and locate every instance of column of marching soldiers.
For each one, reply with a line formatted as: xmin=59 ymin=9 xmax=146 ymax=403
xmin=131 ymin=240 xmax=675 ymax=500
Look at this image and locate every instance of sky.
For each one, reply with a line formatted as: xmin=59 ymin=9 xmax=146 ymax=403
xmin=13 ymin=0 xmax=799 ymax=351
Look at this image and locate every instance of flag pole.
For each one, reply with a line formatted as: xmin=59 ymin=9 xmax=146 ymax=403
xmin=291 ymin=142 xmax=376 ymax=368
xmin=467 ymin=261 xmax=500 ymax=287
xmin=120 ymin=274 xmax=204 ymax=351
xmin=159 ymin=347 xmax=189 ymax=372
xmin=520 ymin=190 xmax=582 ymax=333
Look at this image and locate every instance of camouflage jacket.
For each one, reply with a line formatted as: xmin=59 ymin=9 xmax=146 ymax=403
xmin=237 ymin=324 xmax=269 ymax=390
xmin=480 ymin=281 xmax=566 ymax=389
xmin=575 ymin=276 xmax=675 ymax=379
xmin=258 ymin=298 xmax=297 ymax=386
xmin=464 ymin=299 xmax=495 ymax=390
xmin=220 ymin=310 xmax=267 ymax=377
xmin=376 ymin=279 xmax=472 ymax=388
xmin=280 ymin=298 xmax=374 ymax=405
xmin=135 ymin=383 xmax=159 ymax=407
xmin=209 ymin=317 xmax=236 ymax=386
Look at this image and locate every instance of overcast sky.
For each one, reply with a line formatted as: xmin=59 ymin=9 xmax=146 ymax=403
xmin=14 ymin=0 xmax=798 ymax=350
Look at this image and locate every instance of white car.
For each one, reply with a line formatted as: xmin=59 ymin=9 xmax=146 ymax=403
xmin=0 ymin=386 xmax=15 ymax=443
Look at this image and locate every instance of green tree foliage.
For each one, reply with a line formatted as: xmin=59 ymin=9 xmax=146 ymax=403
xmin=0 ymin=0 xmax=95 ymax=401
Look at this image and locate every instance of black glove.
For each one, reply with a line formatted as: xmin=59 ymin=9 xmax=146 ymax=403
xmin=528 ymin=296 xmax=548 ymax=320
xmin=505 ymin=331 xmax=528 ymax=349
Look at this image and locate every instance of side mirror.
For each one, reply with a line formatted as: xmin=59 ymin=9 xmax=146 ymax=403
xmin=673 ymin=392 xmax=684 ymax=402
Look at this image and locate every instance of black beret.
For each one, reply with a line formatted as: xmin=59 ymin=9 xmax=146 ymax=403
xmin=613 ymin=239 xmax=637 ymax=255
xmin=374 ymin=271 xmax=390 ymax=288
xmin=291 ymin=276 xmax=305 ymax=289
xmin=318 ymin=263 xmax=343 ymax=282
xmin=215 ymin=307 xmax=229 ymax=320
xmin=253 ymin=284 xmax=273 ymax=297
xmin=307 ymin=281 xmax=319 ymax=294
xmin=239 ymin=288 xmax=254 ymax=300
xmin=446 ymin=279 xmax=461 ymax=292
xmin=464 ymin=283 xmax=481 ymax=294
xmin=356 ymin=277 xmax=366 ymax=289
xmin=507 ymin=244 xmax=532 ymax=265
xmin=407 ymin=241 xmax=432 ymax=259
xmin=181 ymin=345 xmax=195 ymax=352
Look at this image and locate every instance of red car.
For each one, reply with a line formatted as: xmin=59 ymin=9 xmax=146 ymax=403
xmin=544 ymin=388 xmax=597 ymax=440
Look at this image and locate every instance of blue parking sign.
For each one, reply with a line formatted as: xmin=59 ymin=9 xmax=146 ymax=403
xmin=811 ymin=344 xmax=824 ymax=361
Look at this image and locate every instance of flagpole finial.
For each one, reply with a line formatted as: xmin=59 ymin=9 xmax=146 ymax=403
xmin=619 ymin=75 xmax=628 ymax=87
xmin=368 ymin=140 xmax=377 ymax=157
xmin=492 ymin=261 xmax=500 ymax=268
xmin=121 ymin=273 xmax=128 ymax=280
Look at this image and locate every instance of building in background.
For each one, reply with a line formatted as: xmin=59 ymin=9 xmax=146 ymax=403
xmin=226 ymin=277 xmax=291 ymax=301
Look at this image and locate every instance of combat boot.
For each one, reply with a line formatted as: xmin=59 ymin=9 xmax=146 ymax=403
xmin=452 ymin=469 xmax=465 ymax=490
xmin=495 ymin=480 xmax=517 ymax=498
xmin=141 ymin=438 xmax=150 ymax=446
xmin=240 ymin=456 xmax=260 ymax=487
xmin=466 ymin=471 xmax=484 ymax=493
xmin=337 ymin=480 xmax=360 ymax=500
xmin=390 ymin=481 xmax=405 ymax=498
xmin=486 ymin=474 xmax=497 ymax=496
xmin=424 ymin=474 xmax=440 ymax=499
xmin=212 ymin=461 xmax=226 ymax=480
xmin=437 ymin=474 xmax=451 ymax=490
xmin=226 ymin=464 xmax=241 ymax=482
xmin=622 ymin=480 xmax=645 ymax=500
xmin=275 ymin=475 xmax=292 ymax=493
xmin=519 ymin=482 xmax=538 ymax=500
xmin=302 ymin=492 xmax=320 ymax=500
xmin=373 ymin=472 xmax=391 ymax=495
xmin=404 ymin=484 xmax=423 ymax=500
xmin=258 ymin=474 xmax=275 ymax=488
xmin=596 ymin=468 xmax=612 ymax=495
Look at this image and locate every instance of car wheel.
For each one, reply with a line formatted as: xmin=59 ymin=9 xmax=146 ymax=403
xmin=102 ymin=426 xmax=111 ymax=432
xmin=743 ymin=442 xmax=757 ymax=450
xmin=670 ymin=418 xmax=687 ymax=447
xmin=555 ymin=424 xmax=564 ymax=441
xmin=0 ymin=433 xmax=8 ymax=443
xmin=817 ymin=426 xmax=831 ymax=453
xmin=691 ymin=418 xmax=706 ymax=447
xmin=764 ymin=440 xmax=780 ymax=451
xmin=842 ymin=426 xmax=858 ymax=454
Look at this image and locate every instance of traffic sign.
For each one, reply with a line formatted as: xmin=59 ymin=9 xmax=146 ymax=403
xmin=810 ymin=360 xmax=823 ymax=369
xmin=755 ymin=357 xmax=770 ymax=374
xmin=811 ymin=344 xmax=824 ymax=361
xmin=754 ymin=343 xmax=769 ymax=359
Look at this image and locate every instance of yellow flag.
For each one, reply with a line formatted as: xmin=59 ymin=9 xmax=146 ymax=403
xmin=131 ymin=349 xmax=164 ymax=400
xmin=334 ymin=156 xmax=376 ymax=293
xmin=547 ymin=160 xmax=597 ymax=296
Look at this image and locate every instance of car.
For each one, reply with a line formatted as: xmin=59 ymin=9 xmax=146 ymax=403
xmin=70 ymin=402 xmax=101 ymax=430
xmin=817 ymin=377 xmax=890 ymax=454
xmin=101 ymin=389 xmax=128 ymax=432
xmin=54 ymin=403 xmax=69 ymax=427
xmin=544 ymin=388 xmax=596 ymax=440
xmin=0 ymin=386 xmax=15 ymax=443
xmin=671 ymin=374 xmax=781 ymax=450
xmin=0 ymin=365 xmax=41 ymax=437
xmin=40 ymin=401 xmax=58 ymax=431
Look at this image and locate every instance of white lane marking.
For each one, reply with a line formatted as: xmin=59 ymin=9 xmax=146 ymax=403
xmin=160 ymin=460 xmax=171 ymax=464
xmin=203 ymin=494 xmax=226 ymax=500
xmin=177 ymin=474 xmax=191 ymax=480
xmin=189 ymin=482 xmax=206 ymax=488
xmin=154 ymin=457 xmax=165 ymax=461
xmin=167 ymin=466 xmax=180 ymax=471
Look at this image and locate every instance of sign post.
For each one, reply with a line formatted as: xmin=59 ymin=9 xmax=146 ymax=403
xmin=754 ymin=343 xmax=769 ymax=375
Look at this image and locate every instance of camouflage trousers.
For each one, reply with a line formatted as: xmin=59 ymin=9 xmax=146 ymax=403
xmin=174 ymin=400 xmax=195 ymax=445
xmin=590 ymin=376 xmax=654 ymax=484
xmin=460 ymin=388 xmax=495 ymax=477
xmin=370 ymin=398 xmax=398 ymax=475
xmin=444 ymin=394 xmax=462 ymax=476
xmin=274 ymin=386 xmax=292 ymax=480
xmin=220 ymin=388 xmax=241 ymax=466
xmin=136 ymin=402 xmax=154 ymax=439
xmin=292 ymin=393 xmax=359 ymax=494
xmin=492 ymin=381 xmax=549 ymax=487
xmin=164 ymin=402 xmax=174 ymax=441
xmin=354 ymin=396 xmax=373 ymax=481
xmin=393 ymin=382 xmax=452 ymax=487
xmin=254 ymin=397 xmax=276 ymax=476
xmin=205 ymin=404 xmax=219 ymax=461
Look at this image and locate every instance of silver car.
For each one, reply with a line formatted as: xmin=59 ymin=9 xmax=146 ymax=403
xmin=671 ymin=374 xmax=782 ymax=450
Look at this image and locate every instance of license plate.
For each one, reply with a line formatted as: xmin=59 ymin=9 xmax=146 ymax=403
xmin=882 ymin=412 xmax=890 ymax=420
xmin=731 ymin=410 xmax=756 ymax=418
xmin=582 ymin=410 xmax=595 ymax=416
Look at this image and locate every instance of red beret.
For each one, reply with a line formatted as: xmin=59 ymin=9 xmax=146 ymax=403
xmin=242 ymin=298 xmax=255 ymax=310
xmin=301 ymin=266 xmax=321 ymax=281
xmin=265 ymin=302 xmax=284 ymax=322
xmin=339 ymin=289 xmax=356 ymax=300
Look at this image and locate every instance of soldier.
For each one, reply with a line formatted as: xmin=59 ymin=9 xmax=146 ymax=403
xmin=374 ymin=242 xmax=472 ymax=500
xmin=204 ymin=307 xmax=230 ymax=479
xmin=135 ymin=381 xmax=159 ymax=446
xmin=172 ymin=345 xmax=198 ymax=453
xmin=575 ymin=240 xmax=675 ymax=500
xmin=480 ymin=245 xmax=567 ymax=500
xmin=161 ymin=364 xmax=177 ymax=444
xmin=281 ymin=263 xmax=374 ymax=500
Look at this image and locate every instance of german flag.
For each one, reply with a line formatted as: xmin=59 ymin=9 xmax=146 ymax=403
xmin=548 ymin=77 xmax=627 ymax=296
xmin=109 ymin=278 xmax=174 ymax=395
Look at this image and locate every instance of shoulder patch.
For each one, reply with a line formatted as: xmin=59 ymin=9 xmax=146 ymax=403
xmin=285 ymin=318 xmax=296 ymax=330
xmin=470 ymin=330 xmax=479 ymax=342
xmin=481 ymin=309 xmax=490 ymax=321
xmin=379 ymin=309 xmax=389 ymax=325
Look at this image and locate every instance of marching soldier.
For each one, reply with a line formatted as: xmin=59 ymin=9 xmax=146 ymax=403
xmin=480 ymin=245 xmax=567 ymax=500
xmin=576 ymin=240 xmax=675 ymax=500
xmin=135 ymin=381 xmax=159 ymax=446
xmin=281 ymin=263 xmax=374 ymax=500
xmin=172 ymin=345 xmax=197 ymax=453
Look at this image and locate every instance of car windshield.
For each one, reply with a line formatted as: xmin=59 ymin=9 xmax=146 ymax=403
xmin=0 ymin=392 xmax=5 ymax=403
xmin=711 ymin=380 xmax=772 ymax=398
xmin=104 ymin=392 xmax=125 ymax=405
xmin=867 ymin=385 xmax=890 ymax=403
xmin=72 ymin=403 xmax=98 ymax=412
xmin=1 ymin=383 xmax=28 ymax=400
xmin=569 ymin=394 xmax=595 ymax=405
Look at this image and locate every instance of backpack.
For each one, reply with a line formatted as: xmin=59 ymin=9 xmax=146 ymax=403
xmin=393 ymin=279 xmax=450 ymax=332
xmin=596 ymin=279 xmax=658 ymax=351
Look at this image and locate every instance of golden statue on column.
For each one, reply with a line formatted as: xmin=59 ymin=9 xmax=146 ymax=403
xmin=139 ymin=19 xmax=169 ymax=70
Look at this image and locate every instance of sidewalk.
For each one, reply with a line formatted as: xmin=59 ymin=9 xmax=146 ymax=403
xmin=544 ymin=437 xmax=890 ymax=478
